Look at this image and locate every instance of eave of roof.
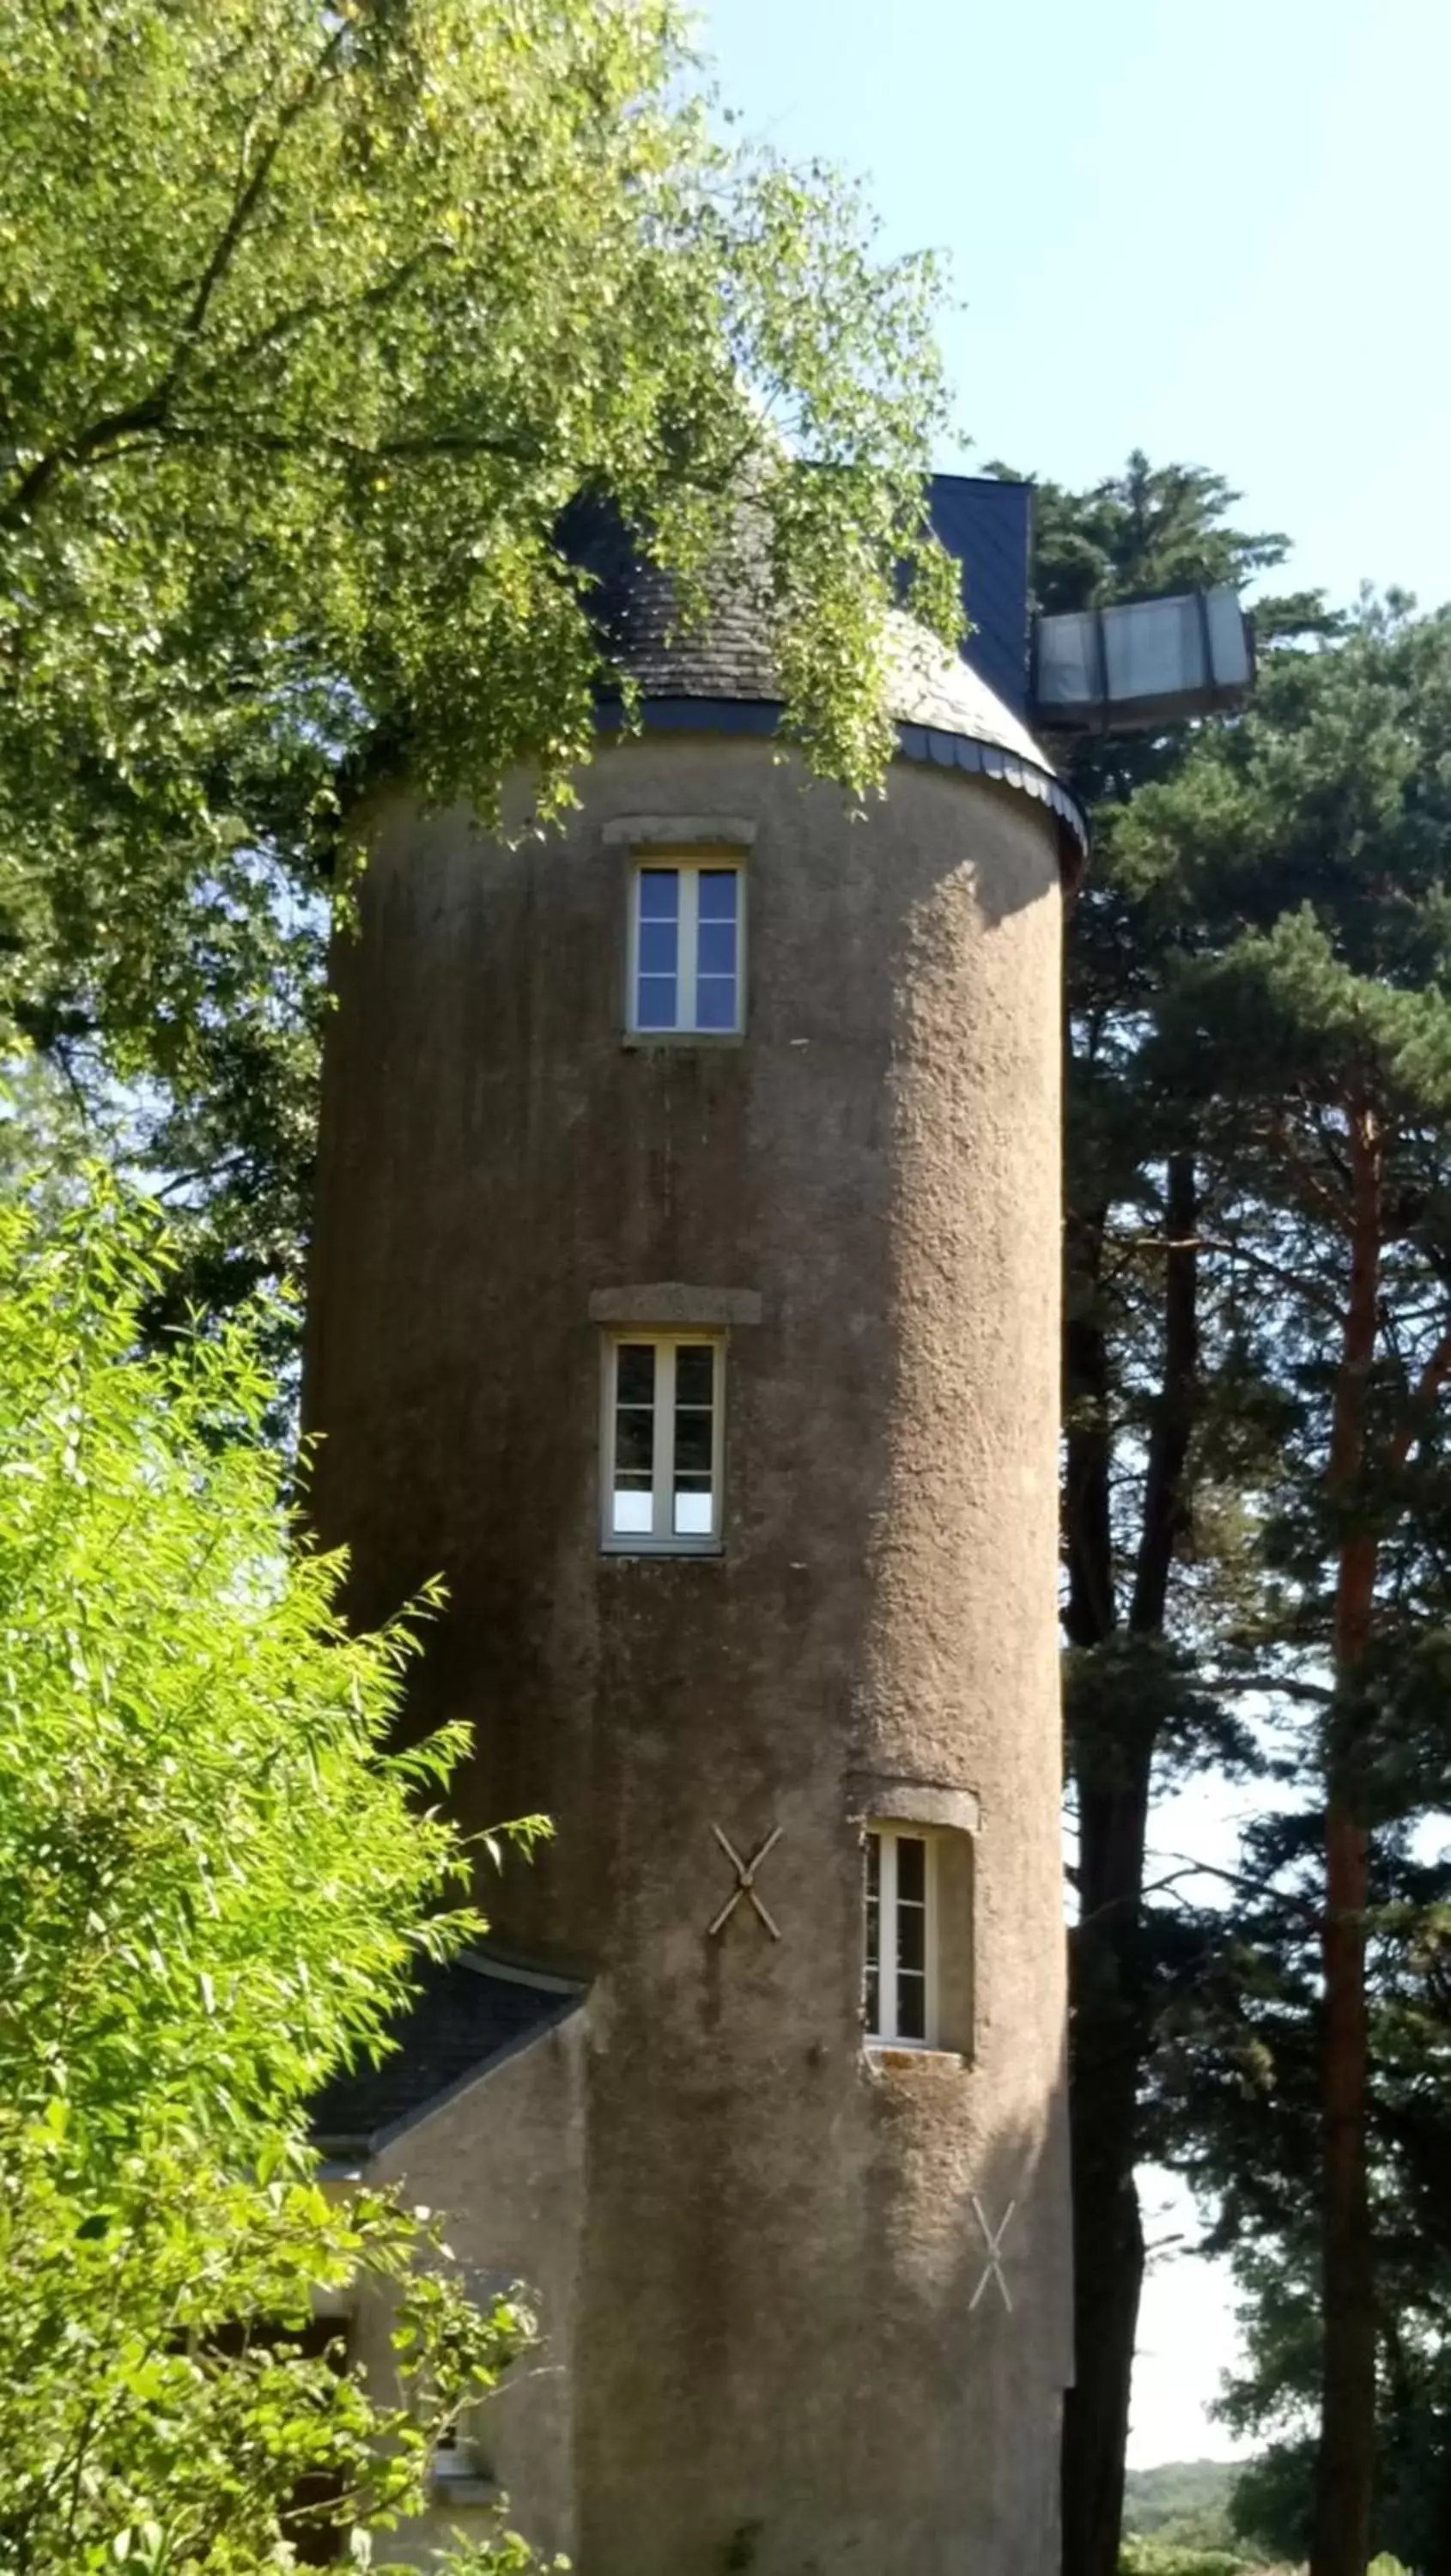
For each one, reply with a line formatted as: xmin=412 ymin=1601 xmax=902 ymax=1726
xmin=594 ymin=692 xmax=1087 ymax=882
xmin=568 ymin=496 xmax=1088 ymax=879
xmin=309 ymin=1953 xmax=586 ymax=2163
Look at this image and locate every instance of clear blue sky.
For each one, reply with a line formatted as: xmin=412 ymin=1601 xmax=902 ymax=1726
xmin=698 ymin=0 xmax=1451 ymax=612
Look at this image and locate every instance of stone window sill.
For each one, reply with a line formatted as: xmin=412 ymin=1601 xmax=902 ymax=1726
xmin=620 ymin=1030 xmax=746 ymax=1052
xmin=429 ymin=2474 xmax=501 ymax=2508
xmin=863 ymin=2044 xmax=970 ymax=2073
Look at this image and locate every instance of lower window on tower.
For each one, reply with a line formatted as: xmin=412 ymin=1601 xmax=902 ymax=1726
xmin=861 ymin=1820 xmax=973 ymax=2055
xmin=601 ymin=1331 xmax=724 ymax=1552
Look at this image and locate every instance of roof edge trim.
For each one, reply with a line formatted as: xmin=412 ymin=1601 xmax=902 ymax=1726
xmin=312 ymin=1989 xmax=586 ymax=2165
xmin=593 ymin=696 xmax=1088 ymax=878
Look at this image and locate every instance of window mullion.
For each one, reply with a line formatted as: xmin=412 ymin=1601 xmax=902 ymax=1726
xmin=677 ymin=868 xmax=699 ymax=1030
xmin=710 ymin=1341 xmax=724 ymax=1539
xmin=653 ymin=1340 xmax=677 ymax=1539
xmin=882 ymin=1831 xmax=898 ymax=2042
xmin=932 ymin=1844 xmax=943 ymax=2040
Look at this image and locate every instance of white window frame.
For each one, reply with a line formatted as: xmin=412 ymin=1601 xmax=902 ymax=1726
xmin=863 ymin=1823 xmax=939 ymax=2048
xmin=626 ymin=858 xmax=745 ymax=1038
xmin=600 ymin=1331 xmax=726 ymax=1555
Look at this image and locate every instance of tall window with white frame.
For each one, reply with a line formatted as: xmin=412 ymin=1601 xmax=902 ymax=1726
xmin=603 ymin=1334 xmax=724 ymax=1552
xmin=863 ymin=1824 xmax=937 ymax=2045
xmin=628 ymin=860 xmax=744 ymax=1036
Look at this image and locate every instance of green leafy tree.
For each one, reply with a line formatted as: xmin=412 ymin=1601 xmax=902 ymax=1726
xmin=0 ymin=1150 xmax=549 ymax=2572
xmin=0 ymin=0 xmax=956 ymax=1310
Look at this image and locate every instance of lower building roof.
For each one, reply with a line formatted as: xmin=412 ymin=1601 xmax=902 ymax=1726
xmin=309 ymin=1953 xmax=585 ymax=2160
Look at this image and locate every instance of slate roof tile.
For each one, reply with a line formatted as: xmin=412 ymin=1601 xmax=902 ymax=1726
xmin=310 ymin=1955 xmax=584 ymax=2156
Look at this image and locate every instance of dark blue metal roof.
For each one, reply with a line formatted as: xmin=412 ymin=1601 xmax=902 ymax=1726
xmin=926 ymin=475 xmax=1033 ymax=720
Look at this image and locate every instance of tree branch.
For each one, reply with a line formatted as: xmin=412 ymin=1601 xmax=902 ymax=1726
xmin=1387 ymin=1315 xmax=1451 ymax=1472
xmin=211 ymin=241 xmax=452 ymax=378
xmin=1 ymin=12 xmax=353 ymax=529
xmin=161 ymin=16 xmax=353 ymax=392
xmin=1127 ymin=1231 xmax=1343 ymax=1321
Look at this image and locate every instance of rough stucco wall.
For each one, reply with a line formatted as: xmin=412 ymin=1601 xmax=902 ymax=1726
xmin=307 ymin=732 xmax=1071 ymax=2576
xmin=349 ymin=2012 xmax=587 ymax=2568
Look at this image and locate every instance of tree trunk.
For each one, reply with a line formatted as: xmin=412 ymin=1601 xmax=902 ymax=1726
xmin=1061 ymin=2017 xmax=1145 ymax=2576
xmin=1064 ymin=1204 xmax=1113 ymax=1657
xmin=1311 ymin=1104 xmax=1381 ymax=2576
xmin=1130 ymin=1157 xmax=1199 ymax=1637
xmin=1062 ymin=1165 xmax=1198 ymax=2576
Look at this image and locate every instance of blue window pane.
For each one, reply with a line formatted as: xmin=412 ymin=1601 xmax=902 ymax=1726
xmin=696 ymin=919 xmax=737 ymax=978
xmin=698 ymin=870 xmax=738 ymax=921
xmin=695 ymin=977 xmax=737 ymax=1031
xmin=636 ymin=975 xmax=677 ymax=1030
xmin=638 ymin=919 xmax=678 ymax=976
xmin=638 ymin=869 xmax=679 ymax=920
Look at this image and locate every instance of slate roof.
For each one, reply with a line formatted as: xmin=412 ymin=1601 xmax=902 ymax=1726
xmin=882 ymin=613 xmax=1051 ymax=769
xmin=564 ymin=486 xmax=1086 ymax=866
xmin=566 ymin=495 xmax=780 ymax=705
xmin=310 ymin=1955 xmax=584 ymax=2158
xmin=568 ymin=487 xmax=1050 ymax=757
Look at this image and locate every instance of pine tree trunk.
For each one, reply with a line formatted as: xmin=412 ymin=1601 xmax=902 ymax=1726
xmin=1062 ymin=2036 xmax=1144 ymax=2576
xmin=1311 ymin=1104 xmax=1381 ymax=2576
xmin=1062 ymin=1844 xmax=1147 ymax=2576
xmin=1062 ymin=1166 xmax=1198 ymax=2576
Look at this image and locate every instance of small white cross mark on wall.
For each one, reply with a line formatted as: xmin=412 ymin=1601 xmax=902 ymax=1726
xmin=968 ymin=2195 xmax=1017 ymax=2315
xmin=707 ymin=1824 xmax=783 ymax=1940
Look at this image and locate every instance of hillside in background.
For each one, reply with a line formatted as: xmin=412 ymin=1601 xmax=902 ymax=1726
xmin=1123 ymin=2462 xmax=1242 ymax=2549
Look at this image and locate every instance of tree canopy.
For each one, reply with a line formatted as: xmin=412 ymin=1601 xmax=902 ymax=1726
xmin=0 ymin=0 xmax=956 ymax=1308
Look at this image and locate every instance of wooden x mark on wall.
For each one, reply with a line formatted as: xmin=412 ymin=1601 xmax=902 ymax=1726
xmin=707 ymin=1824 xmax=784 ymax=1940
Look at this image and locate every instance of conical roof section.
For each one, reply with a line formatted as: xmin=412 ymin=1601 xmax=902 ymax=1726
xmin=563 ymin=496 xmax=1086 ymax=866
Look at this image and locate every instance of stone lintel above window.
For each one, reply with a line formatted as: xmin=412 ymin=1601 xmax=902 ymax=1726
xmin=601 ymin=814 xmax=756 ymax=851
xmin=845 ymin=1775 xmax=981 ymax=1837
xmin=589 ymin=1285 xmax=762 ymax=1328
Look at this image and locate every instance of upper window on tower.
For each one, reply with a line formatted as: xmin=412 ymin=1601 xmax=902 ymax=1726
xmin=628 ymin=860 xmax=744 ymax=1037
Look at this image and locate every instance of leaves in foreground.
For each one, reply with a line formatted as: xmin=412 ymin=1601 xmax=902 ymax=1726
xmin=0 ymin=1160 xmax=553 ymax=2572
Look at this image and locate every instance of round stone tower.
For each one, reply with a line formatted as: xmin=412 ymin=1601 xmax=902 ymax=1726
xmin=306 ymin=587 xmax=1080 ymax=2576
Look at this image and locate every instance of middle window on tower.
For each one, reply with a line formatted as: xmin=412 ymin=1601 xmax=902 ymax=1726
xmin=628 ymin=860 xmax=744 ymax=1037
xmin=863 ymin=1824 xmax=938 ymax=2045
xmin=601 ymin=1333 xmax=725 ymax=1552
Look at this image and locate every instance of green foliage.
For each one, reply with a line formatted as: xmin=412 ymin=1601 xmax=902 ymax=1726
xmin=0 ymin=1158 xmax=552 ymax=2571
xmin=0 ymin=0 xmax=956 ymax=1310
xmin=1039 ymin=456 xmax=1335 ymax=2574
xmin=1123 ymin=2459 xmax=1243 ymax=2551
xmin=1117 ymin=2542 xmax=1260 ymax=2576
xmin=1047 ymin=461 xmax=1451 ymax=2566
xmin=1120 ymin=598 xmax=1451 ymax=2566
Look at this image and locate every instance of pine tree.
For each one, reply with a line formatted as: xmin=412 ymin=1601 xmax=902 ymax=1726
xmin=1120 ymin=596 xmax=1451 ymax=2576
xmin=993 ymin=451 xmax=1331 ymax=2576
